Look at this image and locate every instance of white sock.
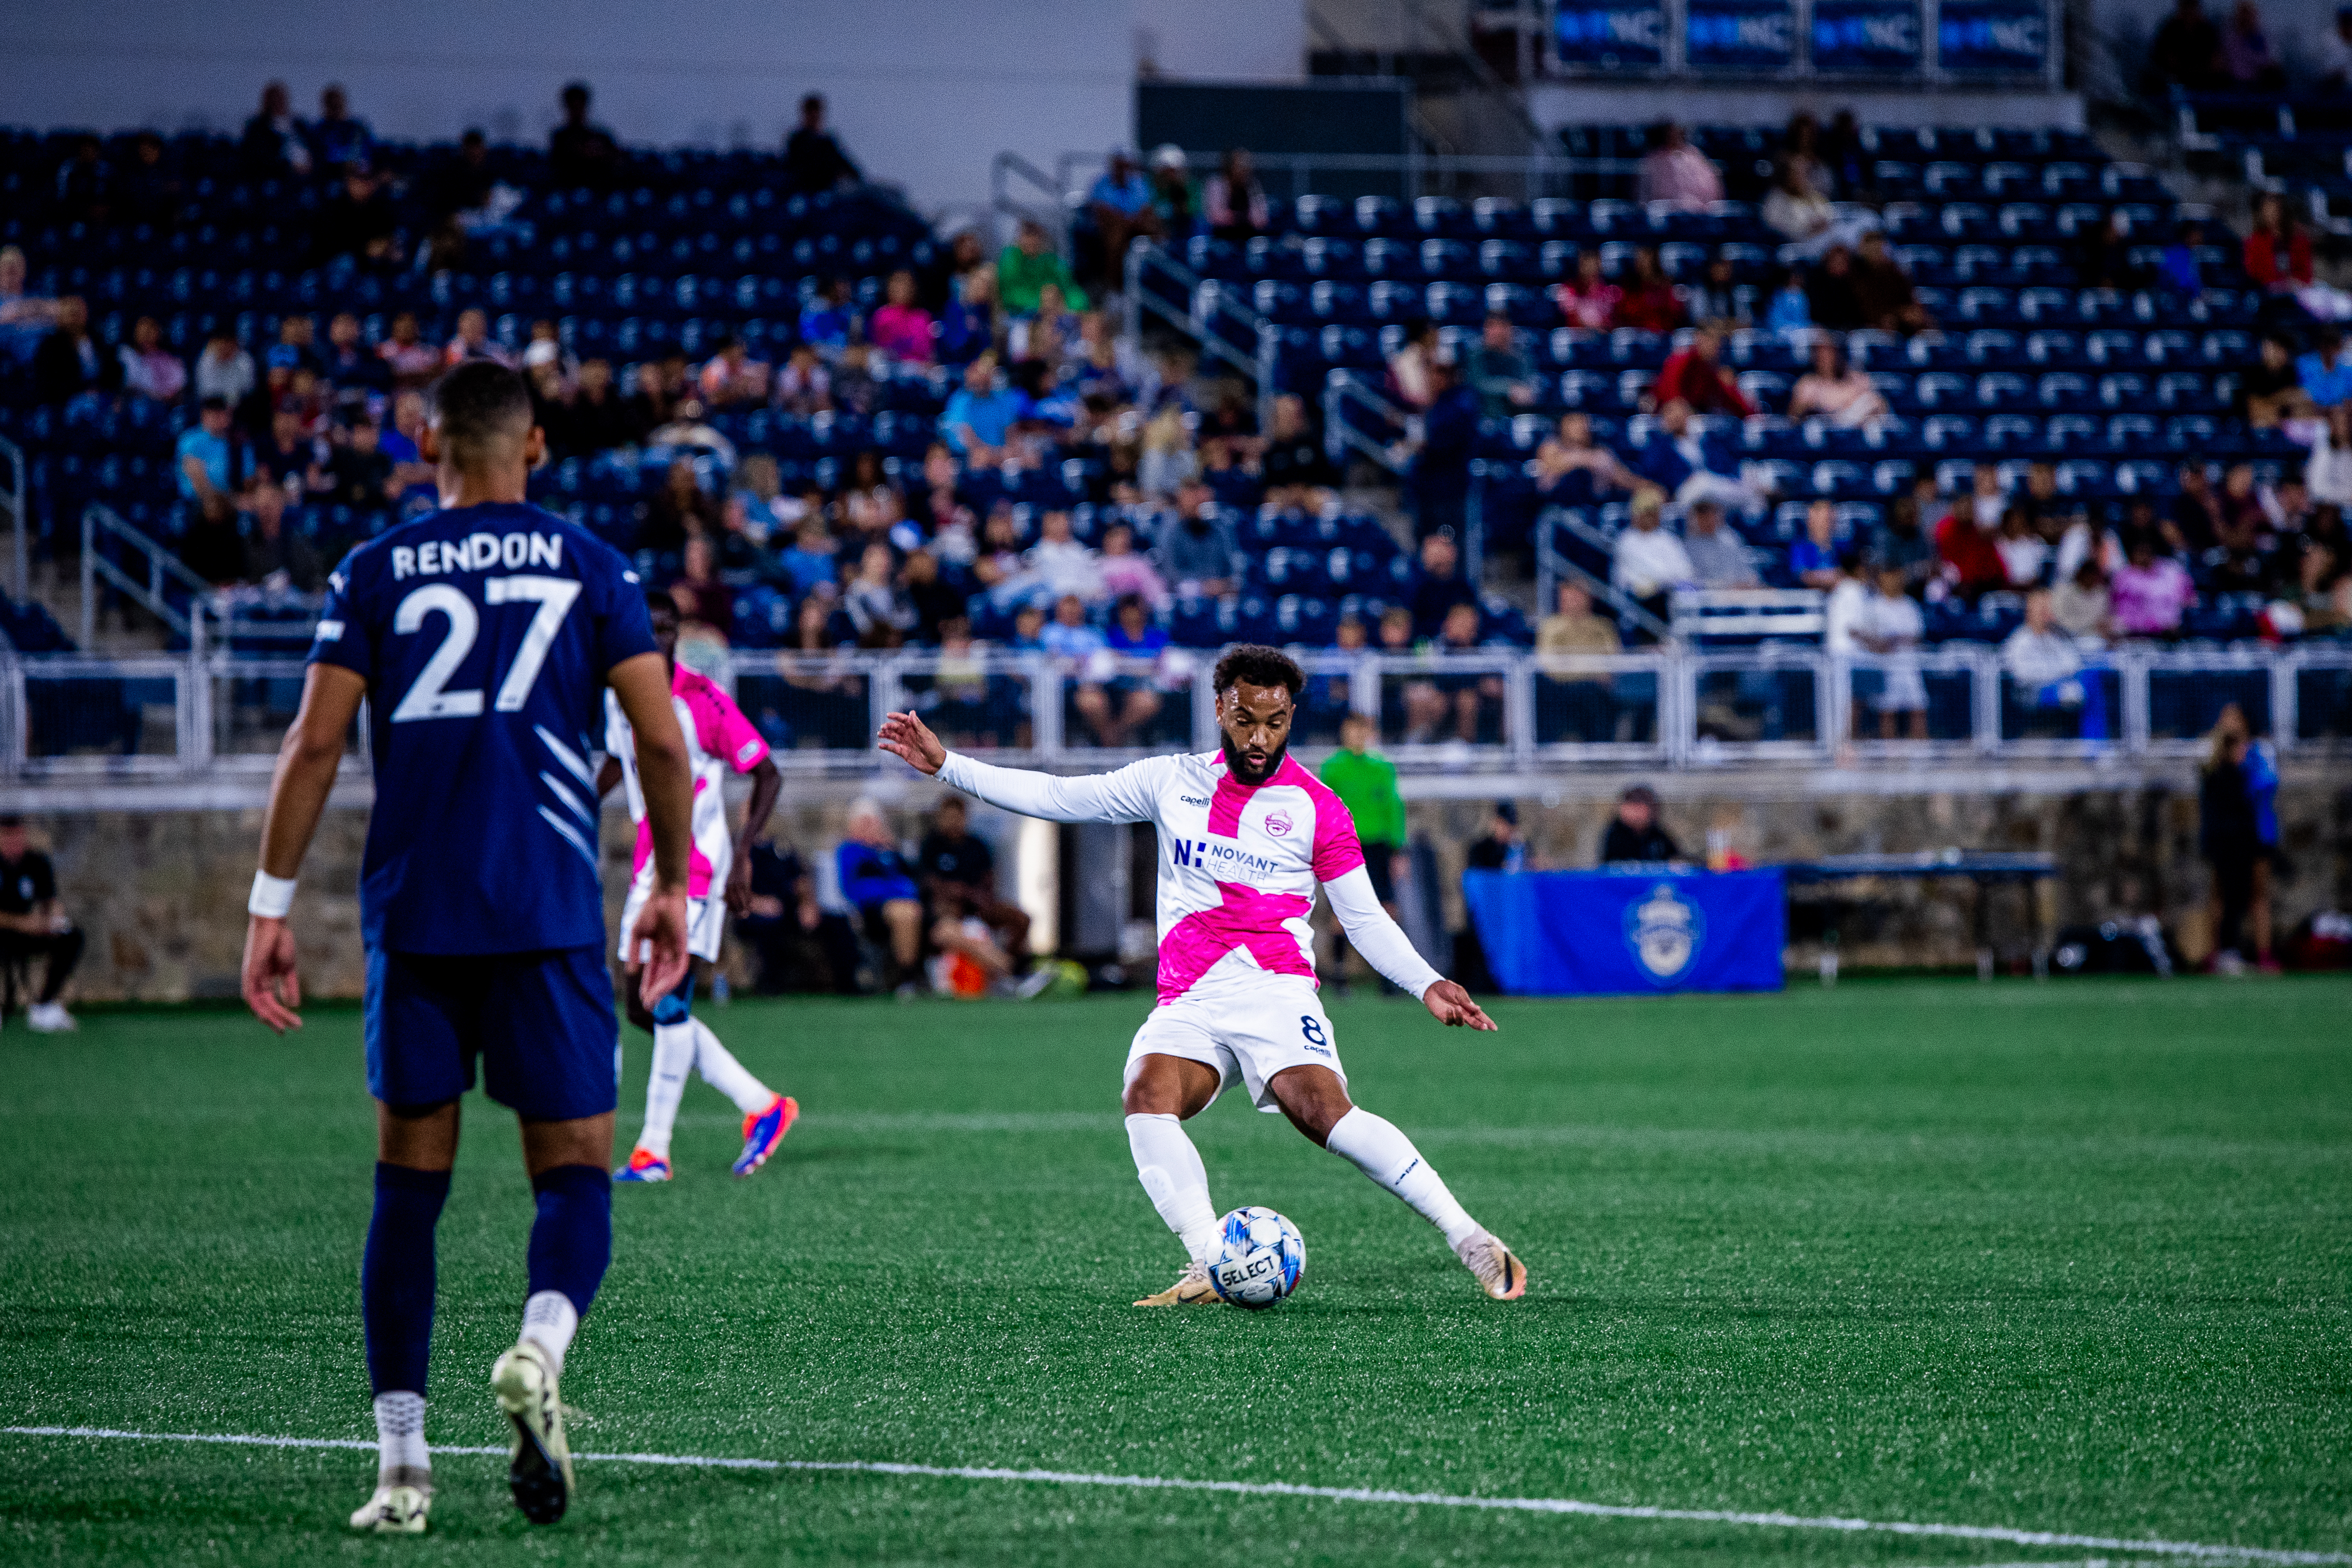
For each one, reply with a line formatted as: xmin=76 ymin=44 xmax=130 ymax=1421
xmin=637 ymin=1021 xmax=696 ymax=1160
xmin=692 ymin=1020 xmax=775 ymax=1115
xmin=372 ymin=1391 xmax=428 ymax=1481
xmin=520 ymin=1290 xmax=579 ymax=1376
xmin=1125 ymin=1112 xmax=1221 ymax=1263
xmin=1325 ymin=1107 xmax=1481 ymax=1248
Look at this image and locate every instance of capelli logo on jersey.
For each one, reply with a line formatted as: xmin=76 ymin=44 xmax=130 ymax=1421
xmin=1178 ymin=795 xmax=1211 ymax=807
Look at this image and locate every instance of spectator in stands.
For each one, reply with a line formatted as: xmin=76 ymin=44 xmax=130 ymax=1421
xmin=1616 ymin=247 xmax=1684 ymax=332
xmin=1537 ymin=581 xmax=1624 ymax=740
xmin=2243 ymin=332 xmax=2314 ymax=427
xmin=739 ymin=838 xmax=858 ymax=994
xmin=944 ymin=352 xmax=1021 ymax=466
xmin=2245 ymin=192 xmax=2313 ymax=293
xmin=318 ymin=414 xmax=395 ymax=515
xmin=1400 ymin=602 xmax=1505 ymax=745
xmin=697 ymin=335 xmax=769 ymax=407
xmin=1791 ymin=500 xmax=1842 ymax=589
xmin=937 ymin=265 xmax=997 ymax=365
xmin=1689 ymin=253 xmax=1748 ymax=330
xmin=917 ymin=797 xmax=1036 ymax=991
xmin=1467 ymin=313 xmax=1538 ymax=417
xmin=1387 ymin=319 xmax=1441 ymax=409
xmin=838 ymin=800 xmax=925 ymax=996
xmin=1640 ymin=399 xmax=1762 ymax=508
xmin=1261 ymin=393 xmax=1336 ymax=497
xmin=1086 ymin=150 xmax=1160 ymax=279
xmin=1097 ymin=520 xmax=1169 ymax=609
xmin=2322 ymin=5 xmax=2352 ymax=92
xmin=1653 ymin=325 xmax=1752 ymax=417
xmin=0 ymin=817 xmax=81 ymax=1033
xmin=2173 ymin=462 xmax=2223 ymax=552
xmin=1406 ymin=358 xmax=1480 ymax=539
xmin=1684 ymin=499 xmax=1758 ymax=588
xmin=175 ymin=397 xmax=243 ymax=520
xmin=1761 ymin=158 xmax=1839 ymax=248
xmin=2110 ymin=531 xmax=2195 ymax=638
xmin=1612 ymin=489 xmax=1694 ymax=621
xmin=1783 ymin=112 xmax=1830 ymax=195
xmin=444 ymin=307 xmax=508 ymax=369
xmin=550 ymin=81 xmax=621 ymax=190
xmin=1555 ymin=249 xmax=1621 ymax=333
xmin=257 ymin=405 xmax=319 ymax=490
xmin=1935 ymin=468 xmax=2007 ymax=599
xmin=797 ymin=276 xmax=855 ymax=354
xmin=320 ymin=312 xmax=386 ymax=400
xmin=1410 ymin=529 xmax=1480 ymax=635
xmin=2309 ymin=406 xmax=2352 ymax=508
xmin=2053 ymin=557 xmax=2114 ymax=641
xmin=314 ymin=162 xmax=398 ymax=267
xmin=2075 ymin=212 xmax=2140 ymax=292
xmin=1533 ymin=411 xmax=1640 ymax=505
xmin=32 ymin=296 xmax=111 ymax=407
xmin=237 ymin=475 xmax=323 ymax=592
xmin=1858 ymin=563 xmax=1928 ymax=740
xmin=117 ymin=316 xmax=185 ymax=405
xmin=784 ymin=94 xmax=862 ymax=194
xmin=868 ymin=270 xmax=935 ymax=364
xmin=1085 ymin=595 xmax=1172 ymax=746
xmin=546 ymin=357 xmax=637 ymax=457
xmin=1600 ymin=786 xmax=1680 ymax=863
xmin=839 ymin=542 xmax=913 ymax=647
xmin=372 ymin=313 xmax=435 ymax=391
xmin=1872 ymin=497 xmax=1936 ymax=592
xmin=2199 ymin=702 xmax=2280 ymax=973
xmin=1996 ymin=504 xmax=2051 ymax=588
xmin=240 ymin=81 xmax=312 ymax=177
xmin=1204 ymin=148 xmax=1269 ymax=244
xmin=1637 ymin=122 xmax=1720 ymax=211
xmin=2299 ymin=326 xmax=2352 ymax=409
xmin=2300 ymin=508 xmax=2352 ymax=626
xmin=308 ymin=84 xmax=373 ymax=172
xmin=1007 ymin=280 xmax=1078 ymax=366
xmin=642 ymin=458 xmax=719 ymax=555
xmin=2160 ymin=221 xmax=2206 ymax=296
xmin=1138 ymin=405 xmax=1197 ymax=495
xmin=1147 ymin=144 xmax=1199 ymax=238
xmin=2147 ymin=0 xmax=2223 ymax=92
xmin=53 ymin=135 xmax=111 ymax=224
xmin=1852 ymin=232 xmax=1932 ymax=334
xmin=999 ymin=219 xmax=1088 ymax=315
xmin=2220 ymin=1 xmax=2286 ymax=88
xmin=1788 ymin=338 xmax=1888 ymax=428
xmin=1764 ymin=266 xmax=1813 ymax=341
xmin=116 ymin=131 xmax=182 ymax=225
xmin=1806 ymin=245 xmax=1865 ymax=332
xmin=0 ymin=246 xmax=52 ymax=362
xmin=2003 ymin=588 xmax=2105 ymax=740
xmin=1156 ymin=485 xmax=1238 ymax=595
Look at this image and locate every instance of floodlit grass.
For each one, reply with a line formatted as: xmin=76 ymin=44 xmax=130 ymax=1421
xmin=4 ymin=979 xmax=2348 ymax=1565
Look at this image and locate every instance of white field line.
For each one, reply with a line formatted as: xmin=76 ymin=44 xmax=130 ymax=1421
xmin=5 ymin=1425 xmax=2344 ymax=1566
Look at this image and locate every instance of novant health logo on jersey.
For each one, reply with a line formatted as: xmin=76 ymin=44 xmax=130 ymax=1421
xmin=1625 ymin=882 xmax=1705 ymax=983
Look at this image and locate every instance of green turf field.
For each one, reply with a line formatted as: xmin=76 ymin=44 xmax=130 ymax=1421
xmin=3 ymin=979 xmax=2349 ymax=1566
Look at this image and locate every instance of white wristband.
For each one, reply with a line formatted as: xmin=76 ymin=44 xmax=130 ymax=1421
xmin=248 ymin=870 xmax=298 ymax=919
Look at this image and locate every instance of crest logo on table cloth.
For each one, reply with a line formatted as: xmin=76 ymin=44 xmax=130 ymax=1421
xmin=1625 ymin=882 xmax=1705 ymax=982
xmin=1263 ymin=812 xmax=1293 ymax=837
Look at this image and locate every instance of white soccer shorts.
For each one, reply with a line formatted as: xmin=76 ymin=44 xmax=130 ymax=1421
xmin=616 ymin=873 xmax=727 ymax=965
xmin=1124 ymin=973 xmax=1346 ymax=1113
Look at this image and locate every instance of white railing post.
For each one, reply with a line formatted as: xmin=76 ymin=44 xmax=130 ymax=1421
xmin=1825 ymin=653 xmax=1851 ymax=754
xmin=2271 ymin=650 xmax=2300 ymax=753
xmin=0 ymin=653 xmax=20 ymax=777
xmin=1667 ymin=651 xmax=1697 ymax=766
xmin=79 ymin=507 xmax=95 ymax=648
xmin=1504 ymin=656 xmax=1535 ymax=765
xmin=1972 ymin=646 xmax=2003 ymax=756
xmin=1031 ymin=657 xmax=1063 ymax=759
xmin=1192 ymin=659 xmax=1219 ymax=751
xmin=1351 ymin=653 xmax=1382 ymax=718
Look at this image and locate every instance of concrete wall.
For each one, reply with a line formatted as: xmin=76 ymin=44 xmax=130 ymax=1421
xmin=0 ymin=1 xmax=1304 ymax=217
xmin=21 ymin=769 xmax=2350 ymax=1003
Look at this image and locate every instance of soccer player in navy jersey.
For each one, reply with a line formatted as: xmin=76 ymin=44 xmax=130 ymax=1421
xmin=241 ymin=361 xmax=696 ymax=1534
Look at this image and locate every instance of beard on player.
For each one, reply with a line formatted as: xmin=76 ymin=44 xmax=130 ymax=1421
xmin=1220 ymin=726 xmax=1287 ymax=785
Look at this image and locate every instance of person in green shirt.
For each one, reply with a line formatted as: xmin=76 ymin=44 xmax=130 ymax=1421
xmin=998 ymin=218 xmax=1090 ymax=316
xmin=1321 ymin=712 xmax=1407 ymax=913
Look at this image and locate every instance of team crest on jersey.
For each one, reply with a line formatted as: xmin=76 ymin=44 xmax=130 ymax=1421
xmin=1624 ymin=883 xmax=1704 ymax=982
xmin=1263 ymin=811 xmax=1293 ymax=836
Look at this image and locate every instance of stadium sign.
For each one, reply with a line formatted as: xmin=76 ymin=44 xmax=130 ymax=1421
xmin=1810 ymin=0 xmax=1923 ymax=72
xmin=1685 ymin=0 xmax=1796 ymax=70
xmin=1553 ymin=1 xmax=1668 ymax=68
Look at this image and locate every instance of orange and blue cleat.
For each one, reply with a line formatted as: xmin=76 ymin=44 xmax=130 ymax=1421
xmin=614 ymin=1147 xmax=671 ymax=1183
xmin=733 ymin=1095 xmax=798 ymax=1176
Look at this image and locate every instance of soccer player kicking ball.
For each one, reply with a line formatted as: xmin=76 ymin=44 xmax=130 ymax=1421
xmin=598 ymin=592 xmax=798 ymax=1183
xmin=241 ymin=362 xmax=697 ymax=1534
xmin=879 ymin=645 xmax=1527 ymax=1305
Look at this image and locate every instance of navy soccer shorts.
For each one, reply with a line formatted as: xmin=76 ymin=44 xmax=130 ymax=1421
xmin=365 ymin=946 xmax=619 ymax=1120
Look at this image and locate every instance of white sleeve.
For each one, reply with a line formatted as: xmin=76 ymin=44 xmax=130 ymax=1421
xmin=936 ymin=751 xmax=1165 ymax=825
xmin=1322 ymin=866 xmax=1444 ymax=1000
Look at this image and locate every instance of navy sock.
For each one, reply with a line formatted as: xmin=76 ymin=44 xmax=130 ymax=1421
xmin=527 ymin=1164 xmax=612 ymax=1319
xmin=362 ymin=1163 xmax=450 ymax=1397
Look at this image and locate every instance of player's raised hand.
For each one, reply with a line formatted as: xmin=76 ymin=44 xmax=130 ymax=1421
xmin=877 ymin=710 xmax=946 ymax=776
xmin=630 ymin=886 xmax=693 ymax=1008
xmin=1421 ymin=979 xmax=1497 ymax=1032
xmin=241 ymin=915 xmax=303 ymax=1034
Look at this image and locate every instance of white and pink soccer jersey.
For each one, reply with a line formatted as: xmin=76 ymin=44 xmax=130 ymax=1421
xmin=605 ymin=664 xmax=769 ymax=960
xmin=935 ymin=748 xmax=1441 ymax=1006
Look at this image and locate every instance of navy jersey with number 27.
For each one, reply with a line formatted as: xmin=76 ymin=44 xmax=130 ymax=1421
xmin=310 ymin=501 xmax=657 ymax=955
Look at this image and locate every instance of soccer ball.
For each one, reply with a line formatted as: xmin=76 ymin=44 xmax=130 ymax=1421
xmin=1207 ymin=1206 xmax=1305 ymax=1309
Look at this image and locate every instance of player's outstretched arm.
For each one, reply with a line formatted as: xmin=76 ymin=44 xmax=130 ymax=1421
xmin=610 ymin=652 xmax=695 ymax=1006
xmin=1322 ymin=864 xmax=1498 ymax=1032
xmin=877 ymin=711 xmax=1160 ymax=824
xmin=242 ymin=663 xmax=366 ymax=1034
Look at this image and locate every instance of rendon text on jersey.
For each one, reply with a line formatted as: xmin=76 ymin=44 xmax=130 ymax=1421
xmin=391 ymin=532 xmax=566 ymax=581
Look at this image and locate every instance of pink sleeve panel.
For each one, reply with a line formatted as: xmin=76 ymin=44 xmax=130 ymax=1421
xmin=680 ymin=670 xmax=771 ymax=773
xmin=1278 ymin=758 xmax=1366 ymax=883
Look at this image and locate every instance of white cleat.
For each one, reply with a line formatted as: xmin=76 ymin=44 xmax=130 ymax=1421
xmin=25 ymin=1001 xmax=75 ymax=1033
xmin=491 ymin=1340 xmax=575 ymax=1524
xmin=349 ymin=1474 xmax=431 ymax=1534
xmin=1454 ymin=1229 xmax=1528 ymax=1301
xmin=1134 ymin=1258 xmax=1221 ymax=1306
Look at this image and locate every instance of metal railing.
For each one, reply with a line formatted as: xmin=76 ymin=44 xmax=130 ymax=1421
xmin=1042 ymin=150 xmax=1646 ymax=211
xmin=1124 ymin=243 xmax=1279 ymax=419
xmin=2 ymin=644 xmax=2345 ymax=782
xmin=0 ymin=434 xmax=24 ymax=600
xmin=1533 ymin=508 xmax=1675 ymax=641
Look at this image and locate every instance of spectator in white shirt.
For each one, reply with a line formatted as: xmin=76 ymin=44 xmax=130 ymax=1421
xmin=1611 ymin=489 xmax=1695 ymax=617
xmin=2308 ymin=406 xmax=2352 ymax=507
xmin=1857 ymin=564 xmax=1927 ymax=740
xmin=1682 ymin=500 xmax=1759 ymax=587
xmin=2003 ymin=588 xmax=2108 ymax=740
xmin=1995 ymin=504 xmax=2050 ymax=588
xmin=1824 ymin=550 xmax=1872 ymax=656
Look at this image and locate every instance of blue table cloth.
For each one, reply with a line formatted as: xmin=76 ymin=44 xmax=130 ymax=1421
xmin=1461 ymin=868 xmax=1786 ymax=996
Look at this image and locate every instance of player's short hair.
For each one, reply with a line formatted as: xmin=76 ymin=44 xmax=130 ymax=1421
xmin=428 ymin=360 xmax=533 ymax=467
xmin=1213 ymin=644 xmax=1304 ymax=698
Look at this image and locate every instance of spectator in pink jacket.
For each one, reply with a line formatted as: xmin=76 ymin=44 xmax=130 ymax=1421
xmin=2109 ymin=533 xmax=2195 ymax=638
xmin=868 ymin=269 xmax=935 ymax=364
xmin=1637 ymin=121 xmax=1722 ymax=211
